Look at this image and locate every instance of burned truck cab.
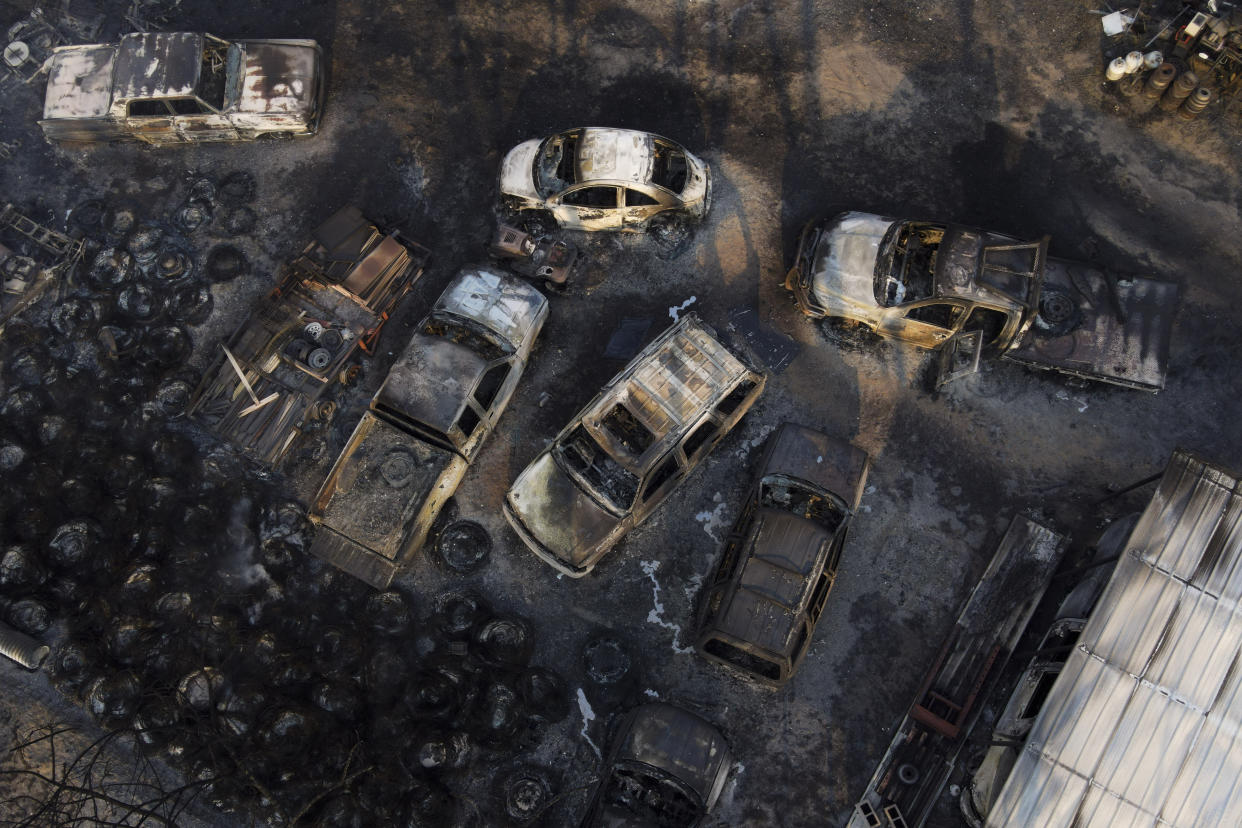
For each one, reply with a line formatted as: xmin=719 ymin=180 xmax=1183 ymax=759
xmin=39 ymin=32 xmax=324 ymax=144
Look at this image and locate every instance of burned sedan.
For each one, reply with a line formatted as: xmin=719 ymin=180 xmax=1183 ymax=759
xmin=309 ymin=266 xmax=548 ymax=588
xmin=785 ymin=211 xmax=1179 ymax=390
xmin=581 ymin=703 xmax=732 ymax=828
xmin=694 ymin=423 xmax=869 ymax=688
xmin=39 ymin=32 xmax=323 ymax=144
xmin=498 ymin=128 xmax=710 ymax=237
xmin=505 ymin=313 xmax=765 ymax=577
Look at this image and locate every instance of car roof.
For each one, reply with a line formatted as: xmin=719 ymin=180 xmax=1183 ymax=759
xmin=434 ymin=266 xmax=547 ymax=349
xmin=113 ymin=32 xmax=203 ymax=100
xmin=614 ymin=703 xmax=731 ymax=802
xmin=43 ymin=45 xmax=117 ymax=119
xmin=572 ymin=128 xmax=661 ymax=186
xmin=760 ymin=423 xmax=870 ymax=510
xmin=581 ymin=314 xmax=753 ymax=474
xmin=709 ymin=509 xmax=831 ymax=656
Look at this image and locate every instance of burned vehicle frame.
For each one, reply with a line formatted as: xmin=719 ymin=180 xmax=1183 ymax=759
xmin=308 ymin=266 xmax=548 ymax=588
xmin=785 ymin=211 xmax=1179 ymax=391
xmin=505 ymin=313 xmax=765 ymax=577
xmin=694 ymin=423 xmax=870 ymax=688
xmin=39 ymin=31 xmax=324 ymax=144
xmin=1 ymin=203 xmax=84 ymax=336
xmin=498 ymin=127 xmax=711 ymax=237
xmin=580 ymin=702 xmax=732 ymax=828
xmin=188 ymin=206 xmax=429 ymax=466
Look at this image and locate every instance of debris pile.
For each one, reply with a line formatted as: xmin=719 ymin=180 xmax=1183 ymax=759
xmin=1101 ymin=2 xmax=1242 ymax=119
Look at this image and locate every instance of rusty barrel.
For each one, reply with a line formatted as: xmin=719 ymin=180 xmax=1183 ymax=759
xmin=0 ymin=620 xmax=50 ymax=670
xmin=1180 ymin=86 xmax=1213 ymax=119
xmin=1160 ymin=70 xmax=1198 ymax=112
xmin=1144 ymin=63 xmax=1177 ymax=99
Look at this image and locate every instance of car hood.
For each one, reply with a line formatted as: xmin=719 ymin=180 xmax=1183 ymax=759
xmin=506 ymin=452 xmax=620 ymax=571
xmin=499 ymin=139 xmax=543 ymax=201
xmin=437 ymin=266 xmax=547 ymax=350
xmin=376 ymin=333 xmax=487 ymax=441
xmin=810 ymin=211 xmax=894 ymax=322
xmin=236 ymin=41 xmax=319 ymax=114
xmin=618 ymin=704 xmax=731 ymax=803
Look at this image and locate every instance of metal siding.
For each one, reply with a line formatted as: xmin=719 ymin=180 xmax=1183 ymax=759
xmin=988 ymin=451 xmax=1242 ymax=827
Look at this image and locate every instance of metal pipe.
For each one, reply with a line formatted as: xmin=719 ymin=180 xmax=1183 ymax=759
xmin=0 ymin=620 xmax=50 ymax=670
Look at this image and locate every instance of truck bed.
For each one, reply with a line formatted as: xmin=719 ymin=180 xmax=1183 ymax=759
xmin=1004 ymin=258 xmax=1178 ymax=392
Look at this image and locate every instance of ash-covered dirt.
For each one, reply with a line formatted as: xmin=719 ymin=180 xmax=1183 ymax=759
xmin=2 ymin=1 xmax=1241 ymax=826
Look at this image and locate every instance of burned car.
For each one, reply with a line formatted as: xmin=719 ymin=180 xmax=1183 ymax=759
xmin=309 ymin=266 xmax=548 ymax=588
xmin=580 ymin=702 xmax=732 ymax=828
xmin=498 ymin=128 xmax=710 ymax=236
xmin=694 ymin=423 xmax=869 ymax=688
xmin=189 ymin=206 xmax=429 ymax=466
xmin=39 ymin=32 xmax=323 ymax=144
xmin=785 ymin=211 xmax=1179 ymax=390
xmin=505 ymin=313 xmax=765 ymax=577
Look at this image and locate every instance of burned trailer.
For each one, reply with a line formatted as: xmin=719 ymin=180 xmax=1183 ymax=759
xmin=38 ymin=31 xmax=324 ymax=144
xmin=188 ymin=206 xmax=428 ymax=466
xmin=785 ymin=212 xmax=1179 ymax=391
xmin=850 ymin=516 xmax=1066 ymax=828
xmin=309 ymin=266 xmax=548 ymax=588
xmin=0 ymin=203 xmax=84 ymax=336
xmin=977 ymin=451 xmax=1242 ymax=828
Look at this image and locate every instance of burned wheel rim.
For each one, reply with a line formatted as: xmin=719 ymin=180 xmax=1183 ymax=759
xmin=582 ymin=634 xmax=631 ymax=684
xmin=435 ymin=521 xmax=492 ymax=573
xmin=503 ymin=768 xmax=552 ymax=823
xmin=1034 ymin=285 xmax=1081 ymax=338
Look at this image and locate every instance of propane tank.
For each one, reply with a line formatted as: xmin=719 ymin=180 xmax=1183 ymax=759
xmin=1106 ymin=57 xmax=1129 ymax=81
xmin=1160 ymin=70 xmax=1198 ymax=112
xmin=1179 ymin=86 xmax=1213 ymax=119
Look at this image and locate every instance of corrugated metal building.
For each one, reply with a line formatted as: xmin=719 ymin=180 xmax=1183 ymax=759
xmin=987 ymin=450 xmax=1242 ymax=827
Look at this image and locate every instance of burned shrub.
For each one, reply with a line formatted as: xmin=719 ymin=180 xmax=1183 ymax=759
xmin=204 ymin=244 xmax=248 ymax=283
xmin=102 ymin=453 xmax=144 ymax=499
xmin=133 ymin=697 xmax=181 ymax=752
xmin=152 ymin=370 xmax=200 ymax=419
xmin=467 ymin=679 xmax=524 ymax=749
xmin=0 ymin=544 xmax=48 ymax=590
xmin=200 ymin=446 xmax=245 ymax=492
xmin=46 ymin=519 xmax=102 ymax=571
xmin=517 ymin=667 xmax=570 ymax=724
xmin=405 ymin=728 xmax=471 ymax=774
xmin=218 ymin=171 xmax=256 ymax=205
xmin=51 ymin=640 xmax=94 ymax=689
xmin=139 ymin=325 xmax=191 ymax=369
xmin=85 ymin=671 xmax=141 ymax=722
xmin=398 ymin=777 xmax=456 ymax=827
xmin=119 ymin=562 xmax=160 ymax=603
xmin=106 ymin=616 xmax=156 ymax=667
xmin=499 ymin=765 xmax=555 ymax=826
xmin=435 ymin=520 xmax=492 ymax=573
xmin=149 ymin=243 xmax=194 ymax=286
xmin=473 ymin=616 xmax=534 ymax=670
xmin=5 ymin=346 xmax=56 ymax=388
xmin=86 ymin=247 xmax=135 ymax=292
xmin=36 ymin=412 xmax=75 ymax=450
xmin=216 ymin=683 xmax=266 ymax=737
xmin=172 ymin=200 xmax=212 ymax=234
xmin=46 ymin=576 xmax=88 ymax=609
xmin=168 ymin=280 xmax=214 ymax=325
xmin=0 ymin=443 xmax=25 ymax=473
xmin=258 ymin=501 xmax=312 ymax=552
xmin=70 ymin=198 xmax=106 ymax=232
xmin=434 ymin=591 xmax=489 ymax=640
xmin=60 ymin=476 xmax=102 ymax=515
xmin=259 ymin=707 xmax=317 ymax=757
xmin=367 ymin=590 xmax=413 ymax=637
xmin=48 ymin=297 xmax=99 ymax=339
xmin=126 ymin=224 xmax=163 ymax=264
xmin=6 ymin=597 xmax=52 ymax=635
xmin=10 ymin=504 xmax=51 ymax=545
xmin=103 ymin=204 xmax=137 ymax=237
xmin=312 ymin=680 xmax=361 ymax=721
xmin=140 ymin=476 xmax=182 ymax=523
xmin=115 ymin=282 xmax=165 ymax=324
xmin=177 ymin=666 xmax=228 ymax=714
xmin=313 ymin=627 xmax=364 ymax=677
xmin=97 ymin=324 xmax=139 ymax=361
xmin=407 ymin=669 xmax=461 ymax=723
xmin=365 ymin=649 xmax=411 ymax=703
xmin=2 ymin=388 xmax=48 ymax=441
xmin=148 ymin=429 xmax=196 ymax=476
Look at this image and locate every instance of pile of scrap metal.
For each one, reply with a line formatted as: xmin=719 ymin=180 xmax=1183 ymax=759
xmin=187 ymin=206 xmax=429 ymax=466
xmin=1102 ymin=2 xmax=1242 ymax=118
xmin=0 ymin=202 xmax=83 ymax=336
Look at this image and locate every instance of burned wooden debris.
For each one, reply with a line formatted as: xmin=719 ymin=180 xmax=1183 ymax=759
xmin=189 ymin=205 xmax=429 ymax=467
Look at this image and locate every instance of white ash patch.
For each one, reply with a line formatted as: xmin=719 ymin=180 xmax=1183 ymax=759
xmin=668 ymin=295 xmax=697 ymax=321
xmin=695 ymin=492 xmax=730 ymax=541
xmin=576 ymin=688 xmax=602 ymax=759
xmin=639 ymin=560 xmax=694 ymax=654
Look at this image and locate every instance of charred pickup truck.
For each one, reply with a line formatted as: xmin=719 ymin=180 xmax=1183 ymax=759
xmin=694 ymin=423 xmax=869 ymax=688
xmin=39 ymin=32 xmax=323 ymax=144
xmin=309 ymin=266 xmax=548 ymax=588
xmin=505 ymin=313 xmax=765 ymax=577
xmin=188 ymin=206 xmax=428 ymax=466
xmin=785 ymin=212 xmax=1179 ymax=391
